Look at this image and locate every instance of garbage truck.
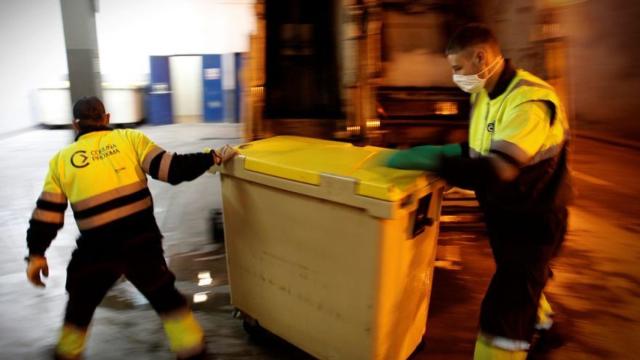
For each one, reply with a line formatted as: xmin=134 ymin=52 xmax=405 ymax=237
xmin=240 ymin=0 xmax=482 ymax=147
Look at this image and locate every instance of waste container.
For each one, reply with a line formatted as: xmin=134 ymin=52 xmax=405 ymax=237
xmin=219 ymin=136 xmax=445 ymax=360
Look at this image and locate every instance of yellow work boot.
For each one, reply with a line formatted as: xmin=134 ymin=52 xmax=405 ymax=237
xmin=162 ymin=309 xmax=206 ymax=359
xmin=54 ymin=323 xmax=87 ymax=360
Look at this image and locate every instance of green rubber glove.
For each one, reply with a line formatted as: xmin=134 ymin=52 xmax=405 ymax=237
xmin=386 ymin=144 xmax=462 ymax=171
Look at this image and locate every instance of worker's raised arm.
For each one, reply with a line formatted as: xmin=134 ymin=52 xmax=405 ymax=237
xmin=125 ymin=129 xmax=237 ymax=185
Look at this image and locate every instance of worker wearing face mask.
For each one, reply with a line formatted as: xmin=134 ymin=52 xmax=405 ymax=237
xmin=386 ymin=23 xmax=572 ymax=359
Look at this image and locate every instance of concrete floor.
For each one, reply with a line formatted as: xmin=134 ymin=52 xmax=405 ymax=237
xmin=0 ymin=124 xmax=638 ymax=359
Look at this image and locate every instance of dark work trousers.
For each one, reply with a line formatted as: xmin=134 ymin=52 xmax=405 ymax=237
xmin=479 ymin=206 xmax=568 ymax=343
xmin=64 ymin=232 xmax=187 ymax=328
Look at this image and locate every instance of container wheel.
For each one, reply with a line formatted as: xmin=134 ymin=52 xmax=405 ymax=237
xmin=241 ymin=313 xmax=267 ymax=339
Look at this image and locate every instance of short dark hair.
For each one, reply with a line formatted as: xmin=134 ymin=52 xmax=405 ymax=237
xmin=73 ymin=96 xmax=105 ymax=121
xmin=446 ymin=23 xmax=499 ymax=55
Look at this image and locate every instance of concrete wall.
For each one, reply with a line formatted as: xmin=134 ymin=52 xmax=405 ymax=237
xmin=95 ymin=0 xmax=255 ymax=84
xmin=0 ymin=0 xmax=68 ymax=135
xmin=560 ymin=0 xmax=640 ymax=140
xmin=0 ymin=0 xmax=255 ymax=136
xmin=485 ymin=0 xmax=546 ymax=76
xmin=484 ymin=0 xmax=640 ymax=141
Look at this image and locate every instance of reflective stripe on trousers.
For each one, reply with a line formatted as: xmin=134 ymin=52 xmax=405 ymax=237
xmin=474 ymin=334 xmax=528 ymax=360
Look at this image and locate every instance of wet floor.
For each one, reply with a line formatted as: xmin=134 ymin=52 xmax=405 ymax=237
xmin=0 ymin=124 xmax=638 ymax=359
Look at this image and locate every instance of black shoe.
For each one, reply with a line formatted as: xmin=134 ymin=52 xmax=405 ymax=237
xmin=528 ymin=324 xmax=568 ymax=358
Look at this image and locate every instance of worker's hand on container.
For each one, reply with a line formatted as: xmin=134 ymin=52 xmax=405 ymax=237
xmin=208 ymin=145 xmax=239 ymax=174
xmin=26 ymin=255 xmax=49 ymax=288
xmin=214 ymin=145 xmax=239 ymax=165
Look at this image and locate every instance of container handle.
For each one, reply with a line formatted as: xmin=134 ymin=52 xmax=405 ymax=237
xmin=412 ymin=193 xmax=433 ymax=237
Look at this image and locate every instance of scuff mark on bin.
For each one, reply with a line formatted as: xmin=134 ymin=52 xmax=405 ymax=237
xmin=262 ymin=250 xmax=311 ymax=271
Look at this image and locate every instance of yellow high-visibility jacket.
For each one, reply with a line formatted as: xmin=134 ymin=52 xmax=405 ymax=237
xmin=441 ymin=60 xmax=572 ymax=212
xmin=27 ymin=127 xmax=215 ymax=255
xmin=468 ymin=69 xmax=568 ymax=165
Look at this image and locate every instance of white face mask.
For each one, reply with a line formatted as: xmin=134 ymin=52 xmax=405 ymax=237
xmin=452 ymin=56 xmax=504 ymax=93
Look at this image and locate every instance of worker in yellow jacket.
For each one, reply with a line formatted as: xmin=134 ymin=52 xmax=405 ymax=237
xmin=25 ymin=96 xmax=237 ymax=360
xmin=387 ymin=24 xmax=571 ymax=359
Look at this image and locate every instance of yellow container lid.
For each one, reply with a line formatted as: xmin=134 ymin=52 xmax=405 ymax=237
xmin=237 ymin=136 xmax=432 ymax=202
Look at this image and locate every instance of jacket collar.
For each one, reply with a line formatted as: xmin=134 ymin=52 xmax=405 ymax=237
xmin=488 ymin=58 xmax=517 ymax=100
xmin=75 ymin=125 xmax=113 ymax=141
